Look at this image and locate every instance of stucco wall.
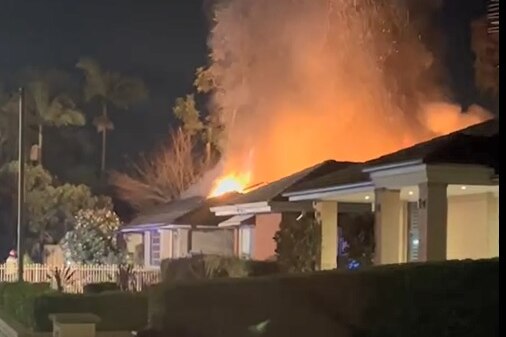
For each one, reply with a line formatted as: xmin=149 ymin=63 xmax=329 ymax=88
xmin=447 ymin=192 xmax=499 ymax=260
xmin=253 ymin=213 xmax=281 ymax=261
xmin=192 ymin=229 xmax=234 ymax=255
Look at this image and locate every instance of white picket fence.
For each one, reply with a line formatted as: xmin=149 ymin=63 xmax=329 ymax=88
xmin=0 ymin=264 xmax=161 ymax=293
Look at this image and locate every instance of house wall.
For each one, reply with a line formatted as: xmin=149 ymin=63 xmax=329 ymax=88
xmin=124 ymin=233 xmax=144 ymax=265
xmin=447 ymin=192 xmax=499 ymax=260
xmin=253 ymin=213 xmax=281 ymax=261
xmin=160 ymin=230 xmax=173 ymax=260
xmin=192 ymin=229 xmax=235 ymax=255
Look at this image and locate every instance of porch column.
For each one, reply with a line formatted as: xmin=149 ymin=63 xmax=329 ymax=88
xmin=418 ymin=182 xmax=447 ymax=261
xmin=374 ymin=189 xmax=403 ymax=265
xmin=314 ymin=201 xmax=338 ymax=270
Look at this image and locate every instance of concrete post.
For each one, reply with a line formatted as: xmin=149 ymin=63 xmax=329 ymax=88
xmin=374 ymin=189 xmax=404 ymax=265
xmin=314 ymin=201 xmax=338 ymax=270
xmin=418 ymin=182 xmax=448 ymax=261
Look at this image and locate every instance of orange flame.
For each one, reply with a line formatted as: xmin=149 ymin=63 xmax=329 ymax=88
xmin=209 ymin=172 xmax=252 ymax=197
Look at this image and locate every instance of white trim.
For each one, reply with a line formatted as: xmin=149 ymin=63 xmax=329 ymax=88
xmin=218 ymin=214 xmax=255 ymax=228
xmin=366 ymin=163 xmax=427 ymax=178
xmin=211 ymin=201 xmax=271 ymax=216
xmin=285 ymin=182 xmax=374 ymax=201
xmin=363 ymin=160 xmax=423 ymax=174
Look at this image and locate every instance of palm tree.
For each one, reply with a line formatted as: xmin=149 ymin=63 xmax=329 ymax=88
xmin=26 ymin=80 xmax=85 ymax=165
xmin=76 ymin=58 xmax=148 ymax=174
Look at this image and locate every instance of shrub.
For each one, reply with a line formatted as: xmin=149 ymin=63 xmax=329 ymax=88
xmin=161 ymin=254 xmax=248 ymax=282
xmin=83 ymin=282 xmax=120 ymax=294
xmin=31 ymin=291 xmax=148 ymax=331
xmin=149 ymin=259 xmax=499 ymax=337
xmin=161 ymin=254 xmax=280 ymax=283
xmin=0 ymin=282 xmax=51 ymax=327
xmin=246 ymin=260 xmax=280 ymax=277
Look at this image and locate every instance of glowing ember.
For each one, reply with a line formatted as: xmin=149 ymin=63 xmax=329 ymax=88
xmin=209 ymin=172 xmax=252 ymax=197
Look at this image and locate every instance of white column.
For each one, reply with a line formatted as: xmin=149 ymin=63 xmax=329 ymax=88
xmin=418 ymin=182 xmax=448 ymax=261
xmin=314 ymin=201 xmax=338 ymax=270
xmin=374 ymin=189 xmax=404 ymax=265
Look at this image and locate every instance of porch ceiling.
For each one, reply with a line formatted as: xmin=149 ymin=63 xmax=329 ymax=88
xmin=321 ymin=184 xmax=498 ymax=203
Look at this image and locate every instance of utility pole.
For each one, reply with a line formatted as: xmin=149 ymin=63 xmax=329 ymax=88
xmin=17 ymin=87 xmax=26 ymax=282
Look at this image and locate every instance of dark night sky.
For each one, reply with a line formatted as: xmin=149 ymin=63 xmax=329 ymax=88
xmin=0 ymin=0 xmax=489 ymax=172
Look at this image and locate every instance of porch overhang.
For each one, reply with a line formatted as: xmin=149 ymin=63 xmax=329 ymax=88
xmin=119 ymin=222 xmax=222 ymax=233
xmin=210 ymin=201 xmax=314 ymax=216
xmin=284 ymin=162 xmax=497 ymax=202
xmin=284 ymin=181 xmax=374 ymax=201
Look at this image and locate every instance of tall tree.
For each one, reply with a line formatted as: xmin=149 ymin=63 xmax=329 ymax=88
xmin=76 ymin=58 xmax=148 ymax=174
xmin=110 ymin=128 xmax=209 ymax=211
xmin=0 ymin=161 xmax=112 ymax=262
xmin=26 ymin=79 xmax=85 ymax=165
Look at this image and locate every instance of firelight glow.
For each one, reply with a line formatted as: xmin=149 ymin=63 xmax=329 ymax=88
xmin=209 ymin=172 xmax=252 ymax=197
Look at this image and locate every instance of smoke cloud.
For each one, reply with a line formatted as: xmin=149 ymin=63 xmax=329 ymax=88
xmin=205 ymin=0 xmax=491 ymax=185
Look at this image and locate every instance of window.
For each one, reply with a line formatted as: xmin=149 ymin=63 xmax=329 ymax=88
xmin=150 ymin=230 xmax=161 ymax=266
xmin=239 ymin=226 xmax=254 ymax=259
xmin=407 ymin=202 xmax=420 ymax=262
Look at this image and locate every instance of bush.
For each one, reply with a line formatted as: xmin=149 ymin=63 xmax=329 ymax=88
xmin=0 ymin=282 xmax=51 ymax=327
xmin=31 ymin=291 xmax=148 ymax=332
xmin=83 ymin=282 xmax=120 ymax=294
xmin=161 ymin=254 xmax=279 ymax=283
xmin=149 ymin=259 xmax=499 ymax=337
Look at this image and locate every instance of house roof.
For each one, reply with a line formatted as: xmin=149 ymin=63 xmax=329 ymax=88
xmin=121 ymin=192 xmax=240 ymax=231
xmin=218 ymin=160 xmax=355 ymax=206
xmin=287 ymin=119 xmax=499 ymax=194
xmin=365 ymin=119 xmax=499 ymax=170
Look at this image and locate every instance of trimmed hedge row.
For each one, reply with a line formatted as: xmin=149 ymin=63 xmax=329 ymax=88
xmin=161 ymin=255 xmax=280 ymax=282
xmin=32 ymin=291 xmax=148 ymax=331
xmin=150 ymin=259 xmax=499 ymax=337
xmin=83 ymin=282 xmax=120 ymax=294
xmin=0 ymin=282 xmax=51 ymax=327
xmin=0 ymin=283 xmax=148 ymax=332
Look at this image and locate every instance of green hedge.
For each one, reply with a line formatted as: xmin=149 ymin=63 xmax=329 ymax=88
xmin=31 ymin=291 xmax=148 ymax=331
xmin=150 ymin=259 xmax=499 ymax=337
xmin=0 ymin=282 xmax=51 ymax=327
xmin=83 ymin=282 xmax=120 ymax=294
xmin=161 ymin=255 xmax=280 ymax=282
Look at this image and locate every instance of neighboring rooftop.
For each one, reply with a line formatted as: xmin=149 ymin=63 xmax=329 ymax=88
xmin=122 ymin=192 xmax=240 ymax=230
xmin=287 ymin=119 xmax=499 ymax=194
xmin=218 ymin=160 xmax=356 ymax=206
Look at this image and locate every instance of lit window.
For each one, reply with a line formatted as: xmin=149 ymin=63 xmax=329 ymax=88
xmin=150 ymin=230 xmax=161 ymax=266
xmin=240 ymin=226 xmax=254 ymax=259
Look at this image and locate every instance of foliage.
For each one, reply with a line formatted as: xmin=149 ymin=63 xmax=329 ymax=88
xmin=173 ymin=94 xmax=204 ymax=136
xmin=76 ymin=57 xmax=148 ymax=172
xmin=3 ymin=290 xmax=148 ymax=332
xmin=46 ymin=266 xmax=76 ymax=292
xmin=60 ymin=208 xmax=124 ymax=265
xmin=83 ymin=282 xmax=119 ymax=294
xmin=471 ymin=16 xmax=499 ymax=96
xmin=0 ymin=282 xmax=51 ymax=327
xmin=25 ymin=73 xmax=85 ymax=128
xmin=149 ymin=259 xmax=498 ymax=337
xmin=338 ymin=212 xmax=374 ymax=269
xmin=116 ymin=264 xmax=133 ymax=291
xmin=0 ymin=162 xmax=112 ymax=261
xmin=274 ymin=213 xmax=320 ymax=273
xmin=110 ymin=128 xmax=211 ymax=210
xmin=160 ymin=255 xmax=278 ymax=283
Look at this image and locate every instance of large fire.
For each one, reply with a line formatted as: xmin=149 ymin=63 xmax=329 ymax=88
xmin=202 ymin=0 xmax=492 ymax=188
xmin=209 ymin=172 xmax=252 ymax=197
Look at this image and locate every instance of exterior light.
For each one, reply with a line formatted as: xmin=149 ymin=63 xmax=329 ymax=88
xmin=364 ymin=195 xmax=370 ymax=200
xmin=408 ymin=191 xmax=414 ymax=195
xmin=461 ymin=186 xmax=467 ymax=190
xmin=412 ymin=239 xmax=419 ymax=245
